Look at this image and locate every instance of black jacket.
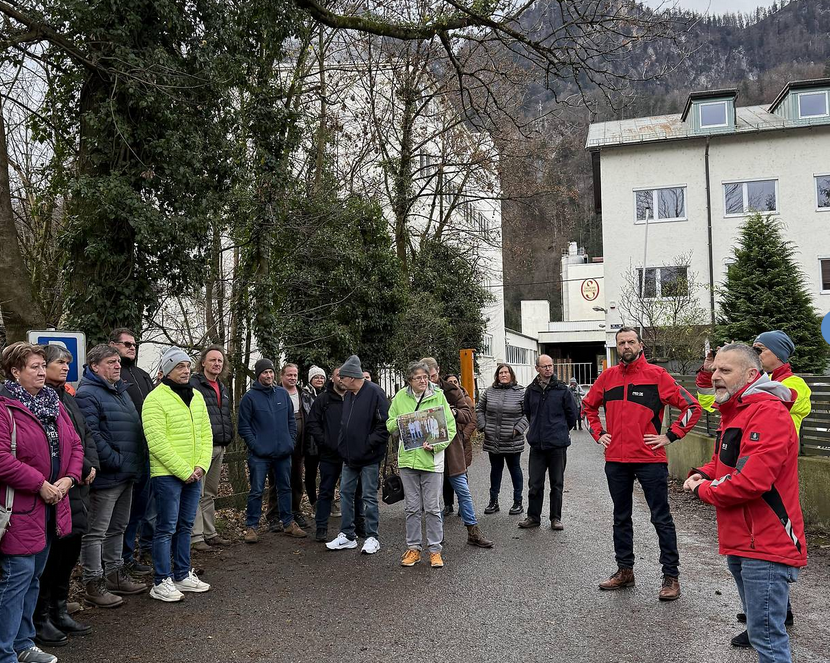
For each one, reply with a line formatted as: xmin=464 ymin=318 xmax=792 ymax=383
xmin=120 ymin=359 xmax=155 ymax=414
xmin=523 ymin=377 xmax=577 ymax=450
xmin=190 ymin=373 xmax=234 ymax=446
xmin=306 ymin=381 xmax=345 ymax=463
xmin=56 ymin=386 xmax=100 ymax=533
xmin=338 ymin=381 xmax=389 ymax=469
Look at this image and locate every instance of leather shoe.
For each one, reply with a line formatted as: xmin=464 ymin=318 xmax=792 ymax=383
xmin=731 ymin=630 xmax=751 ymax=648
xmin=658 ymin=575 xmax=680 ymax=601
xmin=517 ymin=517 xmax=540 ymax=529
xmin=551 ymin=519 xmax=564 ymax=530
xmin=599 ymin=568 xmax=635 ymax=590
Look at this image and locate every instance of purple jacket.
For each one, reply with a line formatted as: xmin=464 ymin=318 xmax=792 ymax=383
xmin=0 ymin=395 xmax=84 ymax=555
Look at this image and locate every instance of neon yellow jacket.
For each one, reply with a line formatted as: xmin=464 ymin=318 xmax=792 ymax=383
xmin=142 ymin=383 xmax=213 ymax=480
xmin=387 ymin=386 xmax=456 ymax=473
xmin=696 ymin=363 xmax=811 ymax=433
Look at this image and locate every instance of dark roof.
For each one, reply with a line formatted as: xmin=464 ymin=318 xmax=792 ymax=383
xmin=769 ymin=78 xmax=830 ymax=112
xmin=680 ymin=89 xmax=739 ymax=122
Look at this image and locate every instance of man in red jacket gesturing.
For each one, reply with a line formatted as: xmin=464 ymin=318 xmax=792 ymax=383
xmin=684 ymin=343 xmax=806 ymax=663
xmin=582 ymin=328 xmax=701 ymax=601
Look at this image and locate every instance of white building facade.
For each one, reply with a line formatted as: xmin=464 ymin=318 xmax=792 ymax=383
xmin=587 ymin=80 xmax=830 ymax=358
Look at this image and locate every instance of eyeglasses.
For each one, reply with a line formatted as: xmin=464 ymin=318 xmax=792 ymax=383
xmin=411 ymin=375 xmax=429 ymax=381
xmin=117 ymin=341 xmax=137 ymax=349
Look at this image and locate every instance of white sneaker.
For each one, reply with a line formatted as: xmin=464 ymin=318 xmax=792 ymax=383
xmin=17 ymin=646 xmax=57 ymax=663
xmin=326 ymin=532 xmax=358 ymax=550
xmin=174 ymin=569 xmax=211 ymax=593
xmin=149 ymin=577 xmax=184 ymax=602
xmin=361 ymin=536 xmax=380 ymax=554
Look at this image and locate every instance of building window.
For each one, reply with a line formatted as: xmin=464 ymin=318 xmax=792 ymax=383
xmin=821 ymin=259 xmax=830 ymax=293
xmin=816 ymin=175 xmax=830 ymax=210
xmin=480 ymin=333 xmax=493 ymax=357
xmin=723 ymin=179 xmax=777 ymax=216
xmin=699 ymin=101 xmax=728 ymax=128
xmin=637 ymin=266 xmax=689 ymax=299
xmin=798 ymin=91 xmax=829 ymax=119
xmin=506 ymin=344 xmax=531 ymax=365
xmin=634 ymin=186 xmax=686 ymax=223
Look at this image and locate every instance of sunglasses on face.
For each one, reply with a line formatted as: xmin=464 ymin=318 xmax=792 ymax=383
xmin=118 ymin=341 xmax=138 ymax=349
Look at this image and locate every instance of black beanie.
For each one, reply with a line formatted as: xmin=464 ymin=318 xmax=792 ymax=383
xmin=255 ymin=358 xmax=275 ymax=379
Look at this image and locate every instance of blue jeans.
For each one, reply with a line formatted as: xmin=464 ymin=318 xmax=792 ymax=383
xmin=448 ymin=474 xmax=477 ymax=526
xmin=123 ymin=464 xmax=156 ymax=562
xmin=315 ymin=460 xmax=364 ymax=533
xmin=0 ymin=535 xmax=51 ymax=663
xmin=727 ymin=556 xmax=799 ymax=663
xmin=247 ymin=455 xmax=292 ymax=528
xmin=488 ymin=452 xmax=523 ymax=503
xmin=605 ymin=462 xmax=679 ymax=577
xmin=340 ymin=463 xmax=379 ymax=539
xmin=152 ymin=476 xmax=201 ymax=585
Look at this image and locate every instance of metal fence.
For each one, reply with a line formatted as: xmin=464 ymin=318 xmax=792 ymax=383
xmin=669 ymin=374 xmax=830 ymax=457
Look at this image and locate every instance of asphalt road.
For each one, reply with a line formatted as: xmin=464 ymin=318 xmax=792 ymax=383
xmin=56 ymin=430 xmax=830 ymax=663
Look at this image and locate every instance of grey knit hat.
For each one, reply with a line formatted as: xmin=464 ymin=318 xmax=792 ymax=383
xmin=339 ymin=355 xmax=363 ymax=379
xmin=160 ymin=347 xmax=191 ymax=377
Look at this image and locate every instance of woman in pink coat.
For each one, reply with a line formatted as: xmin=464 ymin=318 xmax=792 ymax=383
xmin=0 ymin=343 xmax=83 ymax=663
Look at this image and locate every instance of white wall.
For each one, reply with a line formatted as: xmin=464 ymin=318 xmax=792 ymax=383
xmin=562 ymin=259 xmax=605 ymax=322
xmin=598 ymin=125 xmax=830 ymax=349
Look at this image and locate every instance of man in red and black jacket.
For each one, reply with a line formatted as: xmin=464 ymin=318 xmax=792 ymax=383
xmin=582 ymin=328 xmax=700 ymax=601
xmin=684 ymin=343 xmax=805 ymax=663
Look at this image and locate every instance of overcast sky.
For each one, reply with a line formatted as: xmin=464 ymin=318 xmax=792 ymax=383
xmin=643 ymin=0 xmax=777 ymax=13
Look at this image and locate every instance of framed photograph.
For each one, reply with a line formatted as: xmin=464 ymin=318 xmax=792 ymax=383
xmin=397 ymin=406 xmax=450 ymax=451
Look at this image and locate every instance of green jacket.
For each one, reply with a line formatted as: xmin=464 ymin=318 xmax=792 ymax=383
xmin=142 ymin=383 xmax=213 ymax=480
xmin=387 ymin=386 xmax=456 ymax=473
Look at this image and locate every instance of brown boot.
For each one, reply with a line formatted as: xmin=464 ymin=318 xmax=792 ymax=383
xmin=84 ymin=579 xmax=124 ymax=609
xmin=599 ymin=568 xmax=635 ymax=590
xmin=191 ymin=541 xmax=212 ymax=552
xmin=658 ymin=575 xmax=681 ymax=601
xmin=106 ymin=569 xmax=148 ymax=596
xmin=283 ymin=521 xmax=308 ymax=538
xmin=466 ymin=524 xmax=494 ymax=548
xmin=244 ymin=527 xmax=259 ymax=544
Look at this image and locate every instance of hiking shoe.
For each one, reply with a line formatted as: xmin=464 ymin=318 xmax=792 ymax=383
xmin=361 ymin=537 xmax=381 ymax=554
xmin=599 ymin=568 xmax=635 ymax=590
xmin=191 ymin=541 xmax=212 ymax=552
xmin=174 ymin=570 xmax=211 ymax=593
xmin=429 ymin=552 xmax=444 ymax=568
xmin=106 ymin=569 xmax=147 ymax=596
xmin=518 ymin=517 xmax=540 ymax=529
xmin=284 ymin=521 xmax=308 ymax=538
xmin=149 ymin=578 xmax=184 ymax=603
xmin=17 ymin=646 xmax=57 ymax=663
xmin=124 ymin=558 xmax=153 ymax=577
xmin=508 ymin=502 xmax=523 ymax=515
xmin=293 ymin=512 xmax=310 ymax=529
xmin=326 ymin=532 xmax=357 ymax=550
xmin=401 ymin=549 xmax=421 ymax=566
xmin=658 ymin=575 xmax=680 ymax=601
xmin=484 ymin=500 xmax=499 ymax=514
xmin=466 ymin=524 xmax=494 ymax=548
xmin=731 ymin=630 xmax=751 ymax=648
xmin=315 ymin=529 xmax=328 ymax=542
xmin=268 ymin=520 xmax=284 ymax=533
xmin=206 ymin=535 xmax=231 ymax=547
xmin=443 ymin=504 xmax=454 ymax=516
xmin=244 ymin=527 xmax=259 ymax=544
xmin=551 ymin=519 xmax=564 ymax=531
xmin=83 ymin=579 xmax=123 ymax=609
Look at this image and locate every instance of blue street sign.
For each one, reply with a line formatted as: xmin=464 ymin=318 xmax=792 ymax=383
xmin=27 ymin=330 xmax=87 ymax=386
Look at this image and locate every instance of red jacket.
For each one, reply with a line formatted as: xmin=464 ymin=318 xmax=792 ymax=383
xmin=692 ymin=375 xmax=806 ymax=567
xmin=0 ymin=396 xmax=84 ymax=556
xmin=582 ymin=353 xmax=701 ymax=463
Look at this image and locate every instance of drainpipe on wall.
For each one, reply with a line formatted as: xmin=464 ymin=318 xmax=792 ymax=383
xmin=705 ymin=137 xmax=716 ymax=325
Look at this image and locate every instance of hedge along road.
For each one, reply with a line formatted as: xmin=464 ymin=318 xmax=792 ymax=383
xmin=57 ymin=430 xmax=830 ymax=663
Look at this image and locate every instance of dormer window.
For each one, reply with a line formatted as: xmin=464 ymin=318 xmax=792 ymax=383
xmin=798 ymin=91 xmax=829 ymax=119
xmin=699 ymin=101 xmax=728 ymax=128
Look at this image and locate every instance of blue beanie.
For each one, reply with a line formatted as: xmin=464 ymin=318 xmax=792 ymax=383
xmin=754 ymin=330 xmax=795 ymax=363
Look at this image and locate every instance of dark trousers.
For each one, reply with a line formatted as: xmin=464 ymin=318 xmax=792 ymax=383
xmin=266 ymin=443 xmax=306 ymax=521
xmin=305 ymin=454 xmax=320 ymax=505
xmin=123 ymin=465 xmax=155 ymax=562
xmin=442 ymin=473 xmax=455 ymax=507
xmin=604 ymin=461 xmax=679 ymax=577
xmin=488 ymin=452 xmax=524 ymax=503
xmin=527 ymin=447 xmax=567 ymax=522
xmin=316 ymin=460 xmax=364 ymax=534
xmin=38 ymin=533 xmax=81 ymax=606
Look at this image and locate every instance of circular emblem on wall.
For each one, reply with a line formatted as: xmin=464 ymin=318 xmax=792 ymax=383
xmin=581 ymin=279 xmax=600 ymax=301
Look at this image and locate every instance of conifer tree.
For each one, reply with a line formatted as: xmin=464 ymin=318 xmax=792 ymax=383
xmin=716 ymin=214 xmax=828 ymax=373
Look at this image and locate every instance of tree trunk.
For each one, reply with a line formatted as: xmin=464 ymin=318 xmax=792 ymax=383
xmin=0 ymin=100 xmax=46 ymax=342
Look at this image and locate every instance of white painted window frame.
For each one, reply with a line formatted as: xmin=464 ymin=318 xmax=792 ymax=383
xmin=698 ymin=101 xmax=729 ymax=129
xmin=797 ymin=90 xmax=829 ymax=120
xmin=636 ymin=265 xmax=690 ymax=300
xmin=819 ymin=256 xmax=830 ymax=294
xmin=632 ymin=185 xmax=688 ymax=224
xmin=722 ymin=177 xmax=779 ymax=218
xmin=815 ymin=173 xmax=830 ymax=212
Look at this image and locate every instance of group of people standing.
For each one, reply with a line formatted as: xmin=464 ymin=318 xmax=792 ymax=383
xmin=0 ymin=325 xmax=810 ymax=663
